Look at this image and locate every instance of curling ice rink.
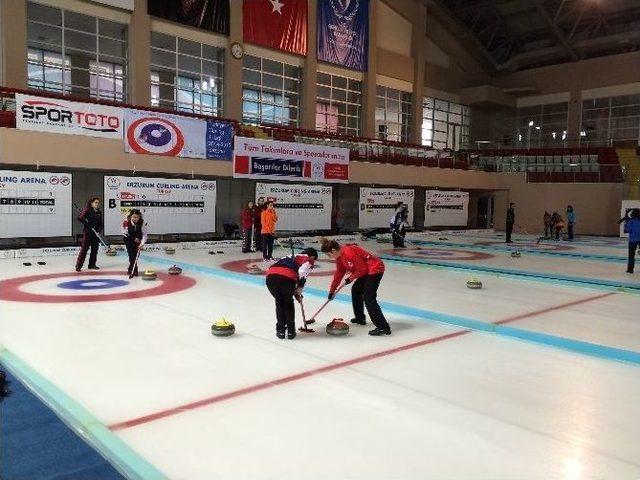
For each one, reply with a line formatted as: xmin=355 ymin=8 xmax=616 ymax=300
xmin=1 ymin=232 xmax=640 ymax=479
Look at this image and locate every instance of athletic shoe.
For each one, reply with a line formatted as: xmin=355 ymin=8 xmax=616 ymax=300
xmin=368 ymin=328 xmax=391 ymax=336
xmin=276 ymin=332 xmax=285 ymax=339
xmin=287 ymin=332 xmax=296 ymax=340
xmin=350 ymin=317 xmax=366 ymax=325
xmin=626 ymin=270 xmax=634 ymax=274
xmin=88 ymin=265 xmax=100 ymax=270
xmin=75 ymin=267 xmax=81 ymax=272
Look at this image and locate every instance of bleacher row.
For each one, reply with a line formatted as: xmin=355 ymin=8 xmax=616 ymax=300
xmin=464 ymin=147 xmax=623 ymax=183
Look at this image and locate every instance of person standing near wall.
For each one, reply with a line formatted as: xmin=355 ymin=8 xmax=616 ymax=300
xmin=624 ymin=208 xmax=640 ymax=274
xmin=390 ymin=202 xmax=407 ymax=248
xmin=261 ymin=201 xmax=278 ymax=261
xmin=543 ymin=211 xmax=551 ymax=238
xmin=566 ymin=205 xmax=576 ymax=241
xmin=75 ymin=197 xmax=103 ymax=272
xmin=241 ymin=201 xmax=255 ymax=253
xmin=505 ymin=203 xmax=515 ymax=243
xmin=254 ymin=197 xmax=265 ymax=253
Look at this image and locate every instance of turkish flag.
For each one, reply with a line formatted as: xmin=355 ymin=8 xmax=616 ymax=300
xmin=243 ymin=0 xmax=308 ymax=56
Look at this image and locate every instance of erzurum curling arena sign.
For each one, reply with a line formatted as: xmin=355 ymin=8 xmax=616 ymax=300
xmin=104 ymin=176 xmax=216 ymax=235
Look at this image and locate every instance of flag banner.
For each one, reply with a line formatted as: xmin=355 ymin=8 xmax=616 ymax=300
xmin=255 ymin=182 xmax=332 ymax=231
xmin=243 ymin=0 xmax=308 ymax=55
xmin=206 ymin=120 xmax=234 ymax=160
xmin=317 ymin=0 xmax=369 ymax=71
xmin=148 ymin=0 xmax=229 ymax=35
xmin=234 ymin=137 xmax=349 ymax=183
xmin=425 ymin=190 xmax=469 ymax=227
xmin=15 ymin=94 xmax=123 ymax=139
xmin=104 ymin=176 xmax=217 ymax=235
xmin=124 ymin=109 xmax=207 ymax=158
xmin=359 ymin=187 xmax=414 ymax=229
xmin=0 ymin=170 xmax=72 ymax=238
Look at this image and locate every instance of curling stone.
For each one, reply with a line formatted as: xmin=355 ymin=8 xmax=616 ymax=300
xmin=105 ymin=247 xmax=117 ymax=256
xmin=115 ymin=245 xmax=125 ymax=251
xmin=511 ymin=251 xmax=521 ymax=258
xmin=466 ymin=278 xmax=482 ymax=289
xmin=165 ymin=246 xmax=176 ymax=255
xmin=168 ymin=265 xmax=182 ymax=275
xmin=211 ymin=318 xmax=235 ymax=337
xmin=326 ymin=318 xmax=349 ymax=336
xmin=439 ymin=237 xmax=449 ymax=241
xmin=141 ymin=270 xmax=157 ymax=281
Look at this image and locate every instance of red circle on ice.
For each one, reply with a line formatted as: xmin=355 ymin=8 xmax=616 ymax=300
xmin=220 ymin=259 xmax=337 ymax=276
xmin=0 ymin=270 xmax=196 ymax=303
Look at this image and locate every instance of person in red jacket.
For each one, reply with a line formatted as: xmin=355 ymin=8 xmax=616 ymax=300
xmin=266 ymin=248 xmax=318 ymax=339
xmin=241 ymin=201 xmax=255 ymax=253
xmin=321 ymin=239 xmax=391 ymax=336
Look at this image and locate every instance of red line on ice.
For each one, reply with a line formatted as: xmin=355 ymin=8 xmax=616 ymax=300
xmin=108 ymin=291 xmax=614 ymax=431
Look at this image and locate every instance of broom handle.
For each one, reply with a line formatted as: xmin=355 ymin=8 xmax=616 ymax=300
xmin=308 ymin=283 xmax=345 ymax=322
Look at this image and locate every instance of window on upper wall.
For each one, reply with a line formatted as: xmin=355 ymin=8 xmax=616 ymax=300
xmin=150 ymin=32 xmax=224 ymax=116
xmin=375 ymin=86 xmax=411 ymax=143
xmin=422 ymin=97 xmax=471 ymax=150
xmin=512 ymin=102 xmax=569 ymax=148
xmin=26 ymin=2 xmax=128 ymax=101
xmin=581 ymin=94 xmax=640 ymax=147
xmin=316 ymin=72 xmax=361 ymax=136
xmin=242 ymin=55 xmax=301 ymax=126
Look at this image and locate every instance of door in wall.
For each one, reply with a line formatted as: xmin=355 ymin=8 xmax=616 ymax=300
xmin=477 ymin=195 xmax=494 ymax=229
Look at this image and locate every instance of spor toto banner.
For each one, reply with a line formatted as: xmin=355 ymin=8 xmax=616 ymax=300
xmin=124 ymin=109 xmax=207 ymax=158
xmin=234 ymin=138 xmax=349 ymax=184
xmin=255 ymin=183 xmax=332 ymax=231
xmin=425 ymin=190 xmax=469 ymax=227
xmin=317 ymin=0 xmax=369 ymax=71
xmin=359 ymin=187 xmax=414 ymax=229
xmin=0 ymin=169 xmax=72 ymax=238
xmin=104 ymin=176 xmax=216 ymax=235
xmin=16 ymin=94 xmax=123 ymax=139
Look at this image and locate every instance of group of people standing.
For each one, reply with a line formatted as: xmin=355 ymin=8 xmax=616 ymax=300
xmin=543 ymin=206 xmax=576 ymax=241
xmin=504 ymin=203 xmax=577 ymax=243
xmin=241 ymin=197 xmax=278 ymax=260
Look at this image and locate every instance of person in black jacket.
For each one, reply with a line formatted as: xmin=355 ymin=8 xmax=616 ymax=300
xmin=505 ymin=203 xmax=515 ymax=243
xmin=122 ymin=209 xmax=148 ymax=277
xmin=75 ymin=197 xmax=103 ymax=272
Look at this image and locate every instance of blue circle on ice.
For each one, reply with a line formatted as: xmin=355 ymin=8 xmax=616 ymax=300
xmin=57 ymin=279 xmax=129 ymax=290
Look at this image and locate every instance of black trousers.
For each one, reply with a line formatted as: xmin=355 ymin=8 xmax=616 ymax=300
xmin=505 ymin=222 xmax=514 ymax=242
xmin=263 ymin=234 xmax=275 ymax=259
xmin=628 ymin=241 xmax=639 ymax=273
xmin=76 ymin=230 xmax=99 ymax=269
xmin=391 ymin=226 xmax=405 ymax=247
xmin=254 ymin=229 xmax=263 ymax=252
xmin=125 ymin=239 xmax=139 ymax=274
xmin=242 ymin=227 xmax=253 ymax=252
xmin=351 ymin=273 xmax=389 ymax=330
xmin=568 ymin=223 xmax=574 ymax=240
xmin=266 ymin=274 xmax=296 ymax=333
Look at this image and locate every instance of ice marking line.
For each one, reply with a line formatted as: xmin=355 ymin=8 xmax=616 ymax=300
xmin=108 ymin=290 xmax=621 ymax=431
xmin=374 ymin=253 xmax=640 ymax=293
xmin=141 ymin=254 xmax=640 ymax=365
xmin=493 ymin=292 xmax=615 ymax=325
xmin=109 ymin=331 xmax=470 ymax=431
xmin=411 ymin=240 xmax=627 ymax=263
xmin=146 ymin=255 xmax=640 ymax=365
xmin=0 ymin=347 xmax=166 ymax=480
